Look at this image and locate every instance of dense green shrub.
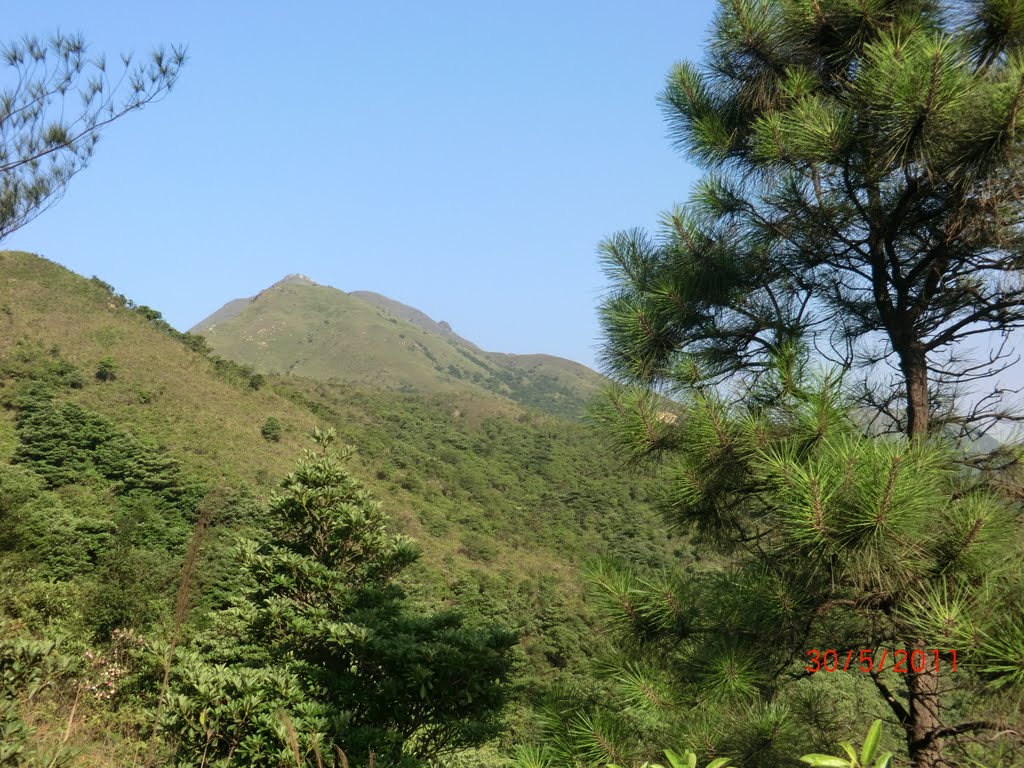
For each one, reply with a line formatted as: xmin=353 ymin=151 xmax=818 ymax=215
xmin=260 ymin=416 xmax=282 ymax=442
xmin=2 ymin=381 xmax=206 ymax=640
xmin=161 ymin=652 xmax=328 ymax=768
xmin=167 ymin=429 xmax=517 ymax=766
xmin=0 ymin=626 xmax=75 ymax=767
xmin=95 ymin=356 xmax=117 ymax=382
xmin=0 ymin=342 xmax=84 ymax=391
xmin=12 ymin=386 xmax=201 ymax=510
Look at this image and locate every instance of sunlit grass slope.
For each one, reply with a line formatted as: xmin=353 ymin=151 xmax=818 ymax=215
xmin=193 ymin=277 xmax=606 ymax=418
xmin=0 ymin=250 xmax=676 ymax=675
xmin=0 ymin=251 xmax=320 ymax=489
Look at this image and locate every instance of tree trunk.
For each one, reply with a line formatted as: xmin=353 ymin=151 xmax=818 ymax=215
xmin=898 ymin=348 xmax=947 ymax=767
xmin=899 ymin=348 xmax=930 ymax=438
xmin=907 ymin=664 xmax=947 ymax=768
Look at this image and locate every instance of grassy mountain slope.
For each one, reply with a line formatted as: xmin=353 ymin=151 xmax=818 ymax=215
xmin=349 ymin=290 xmax=608 ymax=413
xmin=349 ymin=289 xmax=480 ymax=349
xmin=191 ymin=278 xmax=501 ymax=395
xmin=0 ymin=250 xmax=675 ymax=678
xmin=0 ymin=252 xmax=322 ymax=488
xmin=192 ymin=278 xmax=606 ymax=418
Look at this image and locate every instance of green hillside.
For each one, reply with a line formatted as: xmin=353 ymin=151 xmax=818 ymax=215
xmin=0 ymin=253 xmax=322 ymax=488
xmin=348 ymin=291 xmax=609 ymax=414
xmin=0 ymin=250 xmax=675 ymax=766
xmin=348 ymin=290 xmax=480 ymax=348
xmin=192 ymin=277 xmax=606 ymax=418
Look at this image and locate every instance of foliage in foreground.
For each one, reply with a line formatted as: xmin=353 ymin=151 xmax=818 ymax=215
xmin=514 ymin=356 xmax=1024 ymax=767
xmin=592 ymin=1 xmax=1024 ymax=766
xmin=603 ymin=719 xmax=894 ymax=768
xmin=161 ymin=427 xmax=518 ymax=767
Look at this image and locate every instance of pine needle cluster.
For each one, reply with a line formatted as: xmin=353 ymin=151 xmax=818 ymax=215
xmin=600 ymin=0 xmax=1024 ymax=439
xmin=531 ymin=358 xmax=1024 ymax=767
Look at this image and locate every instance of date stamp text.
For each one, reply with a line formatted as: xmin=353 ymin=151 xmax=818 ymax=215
xmin=805 ymin=649 xmax=958 ymax=674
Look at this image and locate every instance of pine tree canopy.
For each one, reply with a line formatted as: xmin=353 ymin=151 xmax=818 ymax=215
xmin=589 ymin=4 xmax=1024 ymax=765
xmin=600 ymin=0 xmax=1024 ymax=438
xmin=0 ymin=32 xmax=186 ymax=242
xmin=579 ymin=357 xmax=1024 ymax=768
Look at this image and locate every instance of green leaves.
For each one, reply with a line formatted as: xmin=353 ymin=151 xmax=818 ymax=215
xmin=855 ymin=31 xmax=976 ymax=171
xmin=662 ymin=60 xmax=737 ymax=166
xmin=976 ymin=616 xmax=1024 ymax=690
xmin=580 ymin=351 xmax=1024 ymax=764
xmin=589 ymin=385 xmax=681 ymax=464
xmin=163 ymin=656 xmax=325 ymax=768
xmin=800 ymin=756 xmax=851 ymax=768
xmin=896 ymin=582 xmax=977 ymax=650
xmin=606 ymin=749 xmax=738 ymax=768
xmin=750 ymin=93 xmax=853 ymax=164
xmin=762 ymin=434 xmax=949 ymax=567
xmin=170 ymin=434 xmax=517 ymax=765
xmin=691 ymin=643 xmax=765 ymax=704
xmin=799 ymin=719 xmax=892 ymax=767
xmin=860 ymin=718 xmax=882 ymax=766
xmin=605 ymin=0 xmax=1024 ymax=433
xmin=0 ymin=627 xmax=74 ymax=768
xmin=667 ymin=752 xmax=736 ymax=768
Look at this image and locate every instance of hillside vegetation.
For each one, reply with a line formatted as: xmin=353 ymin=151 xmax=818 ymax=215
xmin=191 ymin=276 xmax=606 ymax=418
xmin=0 ymin=250 xmax=676 ymax=766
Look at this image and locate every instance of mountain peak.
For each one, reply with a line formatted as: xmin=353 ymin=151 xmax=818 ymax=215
xmin=271 ymin=273 xmax=317 ymax=289
xmin=191 ymin=280 xmax=608 ymax=417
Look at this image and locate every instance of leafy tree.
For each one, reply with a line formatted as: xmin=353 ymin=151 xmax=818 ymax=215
xmin=599 ymin=0 xmax=1024 ymax=440
xmin=169 ymin=429 xmax=517 ymax=766
xmin=95 ymin=356 xmax=117 ymax=382
xmin=0 ymin=32 xmax=186 ymax=241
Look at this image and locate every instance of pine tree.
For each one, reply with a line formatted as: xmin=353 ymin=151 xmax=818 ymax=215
xmin=0 ymin=32 xmax=185 ymax=241
xmin=593 ymin=3 xmax=1024 ymax=767
xmin=599 ymin=0 xmax=1024 ymax=441
xmin=168 ymin=429 xmax=517 ymax=767
xmin=577 ymin=356 xmax=1024 ymax=768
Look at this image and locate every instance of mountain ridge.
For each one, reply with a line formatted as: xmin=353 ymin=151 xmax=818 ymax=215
xmin=0 ymin=248 xmax=671 ymax=688
xmin=190 ymin=276 xmax=607 ymax=418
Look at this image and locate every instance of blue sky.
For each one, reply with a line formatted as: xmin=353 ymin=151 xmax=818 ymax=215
xmin=4 ymin=1 xmax=714 ymax=369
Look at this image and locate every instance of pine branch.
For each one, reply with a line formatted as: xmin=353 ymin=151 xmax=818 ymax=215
xmin=868 ymin=669 xmax=911 ymax=727
xmin=913 ymin=720 xmax=1019 ymax=751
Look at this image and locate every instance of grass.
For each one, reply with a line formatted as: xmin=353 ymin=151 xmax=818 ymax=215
xmin=193 ymin=278 xmax=606 ymax=418
xmin=0 ymin=250 xmax=679 ymax=685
